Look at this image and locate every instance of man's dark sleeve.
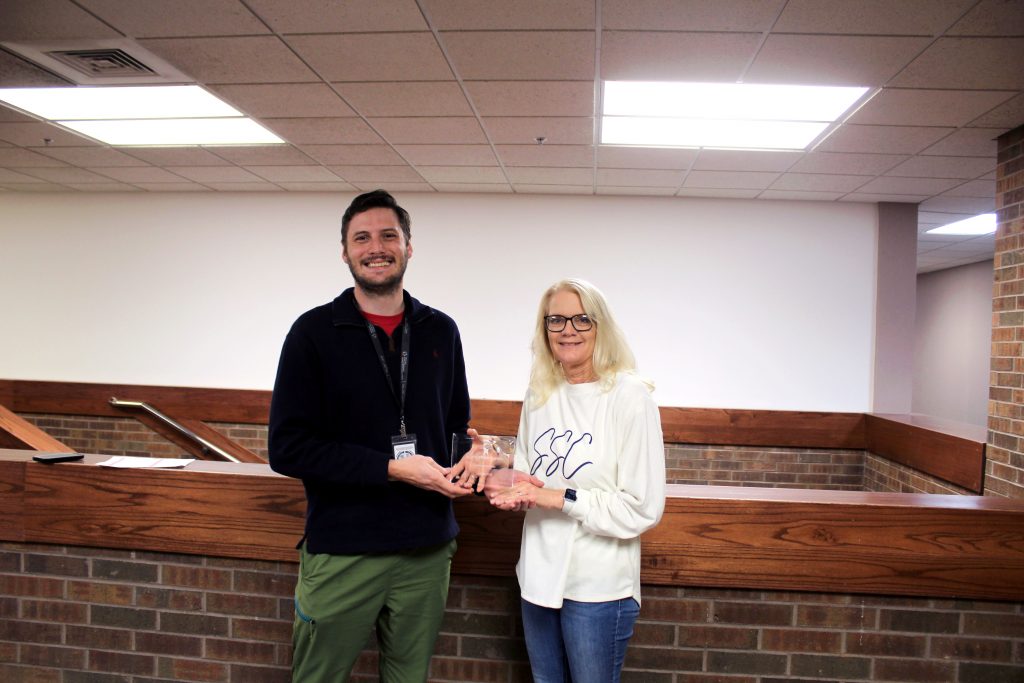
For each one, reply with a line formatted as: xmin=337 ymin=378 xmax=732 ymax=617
xmin=446 ymin=325 xmax=471 ymax=442
xmin=268 ymin=325 xmax=391 ymax=486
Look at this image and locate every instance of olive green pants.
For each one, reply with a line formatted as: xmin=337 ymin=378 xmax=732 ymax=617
xmin=291 ymin=539 xmax=456 ymax=682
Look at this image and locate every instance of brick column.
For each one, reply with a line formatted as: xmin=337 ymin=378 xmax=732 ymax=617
xmin=988 ymin=124 xmax=1024 ymax=498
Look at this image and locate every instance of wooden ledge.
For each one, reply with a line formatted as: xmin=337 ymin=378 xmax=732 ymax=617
xmin=2 ymin=450 xmax=1021 ymax=601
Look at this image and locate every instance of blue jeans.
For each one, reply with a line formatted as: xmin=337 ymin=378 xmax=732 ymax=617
xmin=521 ymin=597 xmax=640 ymax=683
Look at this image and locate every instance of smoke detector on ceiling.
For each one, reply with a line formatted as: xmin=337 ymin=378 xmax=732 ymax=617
xmin=0 ymin=39 xmax=192 ymax=85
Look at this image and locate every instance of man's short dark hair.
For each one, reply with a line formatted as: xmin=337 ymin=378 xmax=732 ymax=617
xmin=341 ymin=189 xmax=412 ymax=244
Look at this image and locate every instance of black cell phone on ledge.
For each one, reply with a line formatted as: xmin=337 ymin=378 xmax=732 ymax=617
xmin=32 ymin=453 xmax=85 ymax=464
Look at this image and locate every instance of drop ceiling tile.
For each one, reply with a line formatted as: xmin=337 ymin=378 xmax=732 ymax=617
xmin=329 ymin=166 xmax=424 ymax=182
xmin=496 ymin=145 xmax=593 ymax=167
xmin=287 ymin=33 xmax=452 ymax=82
xmin=842 ymin=192 xmax=931 ymax=203
xmin=759 ymin=189 xmax=845 ymax=200
xmin=770 ymin=173 xmax=870 ymax=192
xmin=601 ymin=31 xmax=760 ymax=81
xmin=207 ymin=146 xmax=316 ymax=166
xmin=0 ymin=122 xmax=94 ymax=147
xmin=0 ymin=0 xmax=120 ymax=41
xmin=132 ymin=183 xmax=212 ymax=192
xmin=276 ymin=181 xmax=357 ymax=192
xmin=951 ymin=0 xmax=1024 ymax=35
xmin=300 ymin=145 xmax=407 ymax=165
xmin=856 ymin=176 xmax=963 ymax=195
xmin=676 ymin=187 xmax=761 ymax=198
xmin=849 ymin=88 xmax=1016 ymax=127
xmin=773 ymin=0 xmax=974 ymax=35
xmin=885 ymin=155 xmax=995 ymax=179
xmin=789 ymin=152 xmax=907 ymax=175
xmin=483 ymin=117 xmax=594 ymax=145
xmin=126 ymin=148 xmax=234 ymax=166
xmin=684 ymin=170 xmax=780 ymax=190
xmin=244 ymin=0 xmax=427 ymax=32
xmin=203 ymin=182 xmax=282 ymax=191
xmin=940 ymin=179 xmax=996 ymax=198
xmin=166 ymin=166 xmax=265 ymax=183
xmin=79 ymin=0 xmax=269 ymax=37
xmin=597 ymin=186 xmax=676 ymax=196
xmin=966 ymin=93 xmax=1024 ymax=129
xmin=416 ymin=166 xmax=507 ymax=183
xmin=351 ymin=181 xmax=435 ymax=193
xmin=18 ymin=166 xmax=112 ymax=183
xmin=920 ymin=128 xmax=1002 ymax=157
xmin=505 ymin=167 xmax=594 ymax=184
xmin=512 ymin=184 xmax=594 ymax=195
xmin=691 ymin=150 xmax=801 ymax=173
xmin=393 ymin=144 xmax=496 ymax=166
xmin=0 ymin=182 xmax=67 ymax=192
xmin=246 ymin=166 xmax=343 ymax=182
xmin=34 ymin=146 xmax=151 ymax=167
xmin=264 ymin=118 xmax=384 ymax=145
xmin=431 ymin=183 xmax=512 ymax=193
xmin=597 ymin=146 xmax=699 ymax=170
xmin=816 ymin=125 xmax=954 ymax=154
xmin=0 ymin=147 xmax=68 ymax=166
xmin=466 ymin=82 xmax=595 ymax=117
xmin=140 ymin=36 xmax=318 ymax=83
xmin=890 ymin=38 xmax=1024 ymax=89
xmin=597 ymin=168 xmax=685 ymax=187
xmin=919 ymin=196 xmax=996 ymax=213
xmin=442 ymin=31 xmax=594 ymax=80
xmin=209 ymin=84 xmax=356 ymax=118
xmin=368 ymin=117 xmax=486 ymax=144
xmin=423 ymin=0 xmax=594 ymax=29
xmin=603 ymin=0 xmax=783 ymax=31
xmin=64 ymin=182 xmax=142 ymax=192
xmin=747 ymin=35 xmax=930 ymax=85
xmin=333 ymin=82 xmax=472 ymax=117
xmin=89 ymin=166 xmax=188 ymax=183
xmin=0 ymin=168 xmax=46 ymax=182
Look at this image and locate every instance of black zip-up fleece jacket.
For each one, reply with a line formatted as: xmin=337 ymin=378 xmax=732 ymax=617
xmin=268 ymin=288 xmax=470 ymax=554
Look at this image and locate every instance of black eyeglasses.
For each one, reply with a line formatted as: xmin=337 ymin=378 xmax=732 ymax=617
xmin=545 ymin=314 xmax=594 ymax=332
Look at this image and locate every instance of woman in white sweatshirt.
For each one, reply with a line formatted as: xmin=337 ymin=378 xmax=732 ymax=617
xmin=488 ymin=278 xmax=666 ymax=683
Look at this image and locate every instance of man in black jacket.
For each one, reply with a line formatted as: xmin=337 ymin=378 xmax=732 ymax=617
xmin=269 ymin=189 xmax=471 ymax=682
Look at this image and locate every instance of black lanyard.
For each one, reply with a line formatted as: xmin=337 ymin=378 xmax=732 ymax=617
xmin=365 ymin=315 xmax=411 ymax=436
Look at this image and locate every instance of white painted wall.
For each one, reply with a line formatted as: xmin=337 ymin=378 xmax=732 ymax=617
xmin=913 ymin=260 xmax=993 ymax=426
xmin=0 ymin=192 xmax=877 ymax=411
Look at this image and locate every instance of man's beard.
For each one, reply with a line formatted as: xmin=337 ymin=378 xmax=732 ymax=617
xmin=348 ymin=257 xmax=408 ymax=297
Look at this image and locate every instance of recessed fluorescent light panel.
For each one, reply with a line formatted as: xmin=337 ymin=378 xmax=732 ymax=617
xmin=601 ymin=81 xmax=868 ymax=150
xmin=926 ymin=213 xmax=997 ymax=236
xmin=0 ymin=85 xmax=284 ymax=146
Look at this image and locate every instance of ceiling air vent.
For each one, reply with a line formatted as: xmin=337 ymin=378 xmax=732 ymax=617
xmin=46 ymin=48 xmax=156 ymax=79
xmin=0 ymin=40 xmax=192 ymax=85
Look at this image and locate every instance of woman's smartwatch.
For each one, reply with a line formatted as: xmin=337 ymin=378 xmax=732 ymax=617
xmin=562 ymin=488 xmax=577 ymax=511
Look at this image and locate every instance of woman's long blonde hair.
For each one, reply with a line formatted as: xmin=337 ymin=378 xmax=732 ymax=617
xmin=527 ymin=278 xmax=644 ymax=405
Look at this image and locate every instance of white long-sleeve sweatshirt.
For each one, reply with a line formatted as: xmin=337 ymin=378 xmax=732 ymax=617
xmin=513 ymin=372 xmax=666 ymax=608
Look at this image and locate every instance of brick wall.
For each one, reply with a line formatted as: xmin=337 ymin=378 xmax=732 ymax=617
xmin=2 ymin=542 xmax=1021 ymax=683
xmin=863 ymin=454 xmax=974 ymax=495
xmin=989 ymin=124 xmax=1024 ymax=499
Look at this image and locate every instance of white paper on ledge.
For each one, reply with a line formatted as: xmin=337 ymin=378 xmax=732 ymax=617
xmin=97 ymin=456 xmax=196 ymax=469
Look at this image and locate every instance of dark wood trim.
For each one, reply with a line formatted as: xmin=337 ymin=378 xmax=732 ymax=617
xmin=0 ymin=403 xmax=75 ymax=453
xmin=660 ymin=407 xmax=866 ymax=448
xmin=2 ymin=450 xmax=1022 ymax=601
xmin=865 ymin=414 xmax=986 ymax=493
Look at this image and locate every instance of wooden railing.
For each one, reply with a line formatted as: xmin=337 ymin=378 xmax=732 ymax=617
xmin=0 ymin=379 xmax=987 ymax=490
xmin=2 ymin=449 xmax=1021 ymax=601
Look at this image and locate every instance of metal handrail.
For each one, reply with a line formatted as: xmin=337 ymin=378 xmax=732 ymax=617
xmin=109 ymin=398 xmax=241 ymax=463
